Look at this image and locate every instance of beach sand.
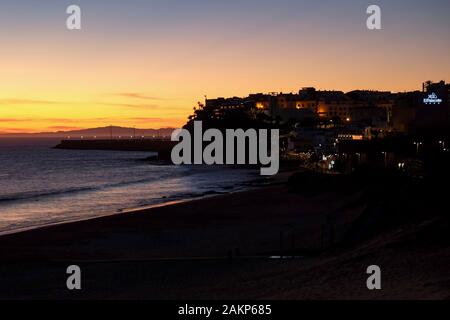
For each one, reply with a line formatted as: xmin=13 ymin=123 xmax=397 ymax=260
xmin=0 ymin=181 xmax=448 ymax=299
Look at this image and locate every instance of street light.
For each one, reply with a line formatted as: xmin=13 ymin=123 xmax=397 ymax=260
xmin=382 ymin=152 xmax=387 ymax=168
xmin=413 ymin=142 xmax=423 ymax=155
xmin=355 ymin=152 xmax=361 ymax=164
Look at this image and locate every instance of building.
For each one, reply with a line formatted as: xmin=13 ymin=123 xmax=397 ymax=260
xmin=316 ymin=91 xmax=356 ymax=120
xmin=392 ymin=81 xmax=450 ymax=133
xmin=203 ymin=81 xmax=448 ymax=132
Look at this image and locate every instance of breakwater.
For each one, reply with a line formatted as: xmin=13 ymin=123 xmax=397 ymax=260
xmin=54 ymin=139 xmax=177 ymax=159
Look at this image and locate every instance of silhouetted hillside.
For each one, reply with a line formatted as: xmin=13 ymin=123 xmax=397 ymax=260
xmin=0 ymin=126 xmax=175 ymax=138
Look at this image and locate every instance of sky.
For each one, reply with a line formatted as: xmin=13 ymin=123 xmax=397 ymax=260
xmin=0 ymin=0 xmax=449 ymax=133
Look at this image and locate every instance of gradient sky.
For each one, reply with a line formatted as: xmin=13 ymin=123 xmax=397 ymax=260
xmin=1 ymin=0 xmax=449 ymax=132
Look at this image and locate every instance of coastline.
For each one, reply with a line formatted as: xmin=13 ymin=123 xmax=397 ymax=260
xmin=0 ymin=174 xmax=279 ymax=238
xmin=0 ymin=171 xmax=363 ymax=263
xmin=0 ymin=185 xmax=266 ymax=238
xmin=0 ymin=198 xmax=193 ymax=237
xmin=0 ymin=175 xmax=449 ymax=299
xmin=0 ymin=166 xmax=290 ymax=237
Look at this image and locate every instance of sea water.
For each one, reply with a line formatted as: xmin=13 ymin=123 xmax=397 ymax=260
xmin=0 ymin=138 xmax=260 ymax=234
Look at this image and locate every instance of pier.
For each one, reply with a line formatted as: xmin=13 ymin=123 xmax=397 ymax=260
xmin=54 ymin=139 xmax=177 ymax=159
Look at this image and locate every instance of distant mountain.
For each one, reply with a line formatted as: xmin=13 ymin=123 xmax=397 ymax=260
xmin=0 ymin=126 xmax=176 ymax=138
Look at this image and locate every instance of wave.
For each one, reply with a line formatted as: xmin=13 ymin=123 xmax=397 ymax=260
xmin=0 ymin=175 xmax=170 ymax=203
xmin=0 ymin=186 xmax=99 ymax=203
xmin=0 ymin=164 xmax=255 ymax=206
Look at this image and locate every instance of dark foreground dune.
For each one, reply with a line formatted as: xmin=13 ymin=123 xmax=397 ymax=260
xmin=0 ymin=174 xmax=449 ymax=299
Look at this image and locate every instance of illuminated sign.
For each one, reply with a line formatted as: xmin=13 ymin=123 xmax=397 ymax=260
xmin=337 ymin=134 xmax=363 ymax=141
xmin=423 ymin=92 xmax=442 ymax=105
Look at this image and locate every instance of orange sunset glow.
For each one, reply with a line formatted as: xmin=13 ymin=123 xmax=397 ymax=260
xmin=1 ymin=1 xmax=449 ymax=133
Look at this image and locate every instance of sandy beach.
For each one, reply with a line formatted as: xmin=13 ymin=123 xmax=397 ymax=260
xmin=0 ymin=172 xmax=449 ymax=300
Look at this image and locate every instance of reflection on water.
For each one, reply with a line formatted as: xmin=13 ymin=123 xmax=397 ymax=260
xmin=0 ymin=138 xmax=259 ymax=233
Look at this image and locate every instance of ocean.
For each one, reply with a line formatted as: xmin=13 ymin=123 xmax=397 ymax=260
xmin=0 ymin=138 xmax=261 ymax=234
